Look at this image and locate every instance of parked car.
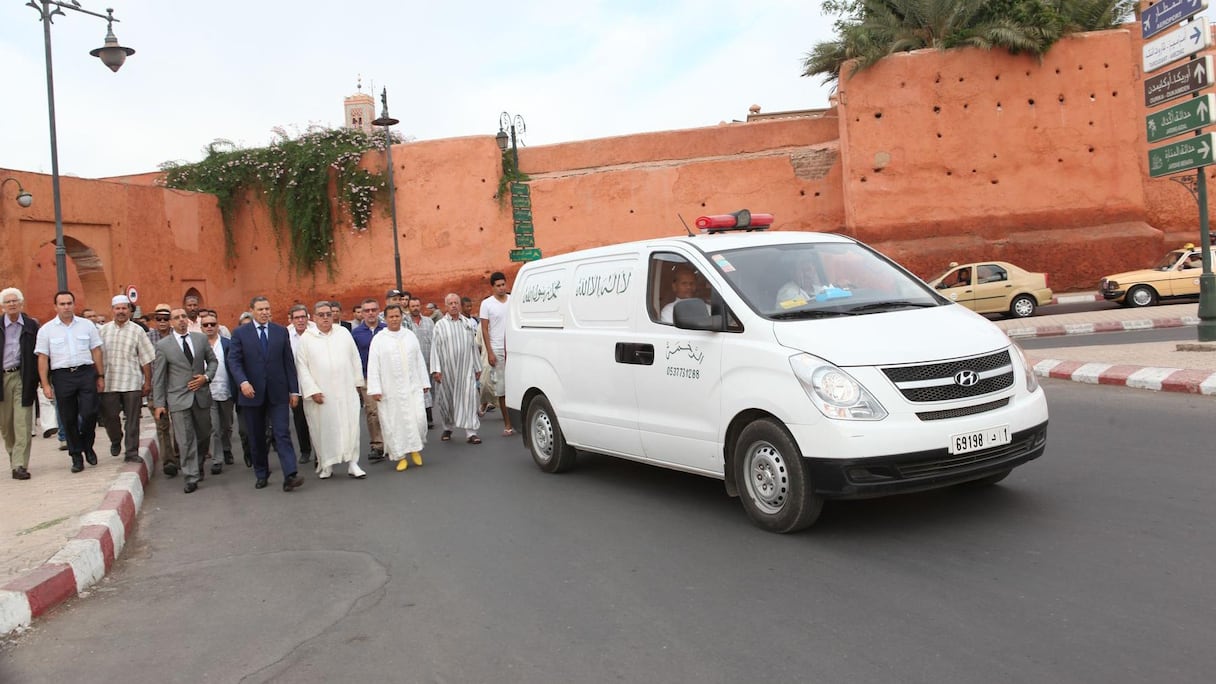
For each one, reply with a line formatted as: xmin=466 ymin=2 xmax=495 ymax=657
xmin=926 ymin=261 xmax=1052 ymax=318
xmin=1099 ymin=244 xmax=1212 ymax=307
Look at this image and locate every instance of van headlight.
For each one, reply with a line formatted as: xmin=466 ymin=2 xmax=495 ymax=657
xmin=1010 ymin=341 xmax=1039 ymax=392
xmin=790 ymin=354 xmax=887 ymax=420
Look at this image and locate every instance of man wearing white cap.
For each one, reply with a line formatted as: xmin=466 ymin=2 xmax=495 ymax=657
xmin=99 ymin=294 xmax=155 ymax=462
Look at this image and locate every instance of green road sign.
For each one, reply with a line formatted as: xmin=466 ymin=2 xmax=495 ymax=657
xmin=513 ymin=221 xmax=534 ymax=235
xmin=510 ymin=182 xmax=530 ymax=197
xmin=511 ymin=194 xmax=531 ymax=208
xmin=513 ymin=208 xmax=532 ymax=223
xmin=1148 ymin=132 xmax=1216 ymax=177
xmin=514 ymin=234 xmax=535 ymax=248
xmin=1147 ymin=94 xmax=1215 ymax=143
xmin=510 ymin=248 xmax=542 ymax=262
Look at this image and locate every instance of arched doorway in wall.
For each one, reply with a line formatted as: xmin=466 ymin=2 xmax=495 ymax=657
xmin=26 ymin=237 xmax=111 ymax=319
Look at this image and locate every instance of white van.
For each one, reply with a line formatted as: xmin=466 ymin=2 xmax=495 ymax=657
xmin=505 ymin=212 xmax=1048 ymax=533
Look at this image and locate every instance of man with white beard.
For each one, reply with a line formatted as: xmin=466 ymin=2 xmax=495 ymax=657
xmin=430 ymin=293 xmax=481 ymax=445
xmin=294 ymin=300 xmax=366 ymax=480
xmin=366 ymin=303 xmax=429 ymax=471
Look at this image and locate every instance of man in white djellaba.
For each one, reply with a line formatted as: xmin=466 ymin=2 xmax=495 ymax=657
xmin=431 ymin=293 xmax=482 ymax=445
xmin=294 ymin=300 xmax=367 ymax=480
xmin=366 ymin=303 xmax=430 ymax=471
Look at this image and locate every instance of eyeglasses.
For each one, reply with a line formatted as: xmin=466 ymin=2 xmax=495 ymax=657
xmin=201 ymin=322 xmax=218 ymax=328
xmin=155 ymin=315 xmax=170 ymax=321
xmin=315 ymin=311 xmax=333 ymax=317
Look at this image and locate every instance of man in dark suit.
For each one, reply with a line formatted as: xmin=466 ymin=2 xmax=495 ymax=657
xmin=152 ymin=308 xmax=217 ymax=493
xmin=1 ymin=287 xmax=40 ymax=480
xmin=228 ymin=296 xmax=304 ymax=492
xmin=332 ymin=301 xmax=352 ymax=332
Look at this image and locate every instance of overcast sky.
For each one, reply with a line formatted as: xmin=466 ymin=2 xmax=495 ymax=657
xmin=0 ymin=0 xmax=839 ymax=178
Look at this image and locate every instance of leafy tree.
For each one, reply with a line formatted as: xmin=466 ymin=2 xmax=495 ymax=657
xmin=804 ymin=0 xmax=1134 ymax=85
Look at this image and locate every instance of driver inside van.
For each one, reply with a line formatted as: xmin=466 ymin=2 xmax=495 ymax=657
xmin=775 ymin=258 xmax=826 ymax=308
xmin=659 ymin=266 xmax=710 ymax=323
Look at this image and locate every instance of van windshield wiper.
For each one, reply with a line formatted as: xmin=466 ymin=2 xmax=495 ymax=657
xmin=769 ymin=309 xmax=858 ymax=320
xmin=846 ymin=301 xmax=937 ymax=313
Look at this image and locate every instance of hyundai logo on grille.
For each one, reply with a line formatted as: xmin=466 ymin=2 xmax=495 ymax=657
xmin=954 ymin=370 xmax=980 ymax=387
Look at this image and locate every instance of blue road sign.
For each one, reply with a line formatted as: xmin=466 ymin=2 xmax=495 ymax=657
xmin=1142 ymin=0 xmax=1209 ymax=40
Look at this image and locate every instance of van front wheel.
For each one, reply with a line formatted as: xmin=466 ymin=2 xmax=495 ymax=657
xmin=526 ymin=395 xmax=577 ymax=473
xmin=734 ymin=419 xmax=822 ymax=533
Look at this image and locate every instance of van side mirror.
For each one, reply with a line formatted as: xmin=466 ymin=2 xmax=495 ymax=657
xmin=673 ymin=298 xmax=715 ymax=331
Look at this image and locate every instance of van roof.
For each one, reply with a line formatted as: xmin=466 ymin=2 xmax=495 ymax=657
xmin=527 ymin=231 xmax=857 ymax=266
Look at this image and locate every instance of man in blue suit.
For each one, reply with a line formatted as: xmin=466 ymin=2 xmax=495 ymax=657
xmin=228 ymin=296 xmax=304 ymax=492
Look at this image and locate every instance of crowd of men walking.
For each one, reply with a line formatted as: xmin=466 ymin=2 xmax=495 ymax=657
xmin=0 ymin=271 xmax=514 ymax=494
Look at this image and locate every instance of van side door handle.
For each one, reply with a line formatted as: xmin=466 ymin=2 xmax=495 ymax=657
xmin=615 ymin=342 xmax=655 ymax=365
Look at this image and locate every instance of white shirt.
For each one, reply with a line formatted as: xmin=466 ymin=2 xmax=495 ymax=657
xmin=34 ymin=315 xmax=102 ymax=369
xmin=479 ymin=296 xmax=509 ymax=352
xmin=288 ymin=322 xmax=316 ymax=357
xmin=209 ymin=337 xmax=231 ymax=401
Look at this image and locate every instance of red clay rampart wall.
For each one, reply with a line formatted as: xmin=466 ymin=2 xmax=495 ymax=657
xmin=6 ymin=25 xmax=1216 ymax=315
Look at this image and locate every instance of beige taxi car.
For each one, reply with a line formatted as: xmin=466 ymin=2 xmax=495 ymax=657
xmin=1099 ymin=244 xmax=1211 ymax=307
xmin=927 ymin=261 xmax=1053 ymax=318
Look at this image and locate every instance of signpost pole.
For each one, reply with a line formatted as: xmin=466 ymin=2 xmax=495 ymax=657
xmin=1197 ymin=169 xmax=1216 ymax=340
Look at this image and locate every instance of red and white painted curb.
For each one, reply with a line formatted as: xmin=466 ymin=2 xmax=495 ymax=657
xmin=1005 ymin=315 xmax=1200 ymax=339
xmin=0 ymin=437 xmax=159 ymax=635
xmin=1049 ymin=293 xmax=1104 ymax=305
xmin=1027 ymin=358 xmax=1216 ymax=395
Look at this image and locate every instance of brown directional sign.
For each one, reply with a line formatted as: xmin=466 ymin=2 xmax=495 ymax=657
xmin=1146 ymin=56 xmax=1214 ymax=107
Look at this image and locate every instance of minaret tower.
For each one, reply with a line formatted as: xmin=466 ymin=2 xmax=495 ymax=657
xmin=343 ymin=75 xmax=375 ymax=134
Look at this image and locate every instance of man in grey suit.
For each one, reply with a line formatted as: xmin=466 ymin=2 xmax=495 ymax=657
xmin=152 ymin=308 xmax=217 ymax=493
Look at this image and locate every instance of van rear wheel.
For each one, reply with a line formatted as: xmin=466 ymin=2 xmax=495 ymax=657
xmin=526 ymin=395 xmax=577 ymax=473
xmin=734 ymin=419 xmax=822 ymax=533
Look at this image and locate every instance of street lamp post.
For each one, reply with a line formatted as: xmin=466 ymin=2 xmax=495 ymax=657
xmin=496 ymin=112 xmax=526 ymax=175
xmin=26 ymin=1 xmax=135 ymax=291
xmin=1168 ymin=171 xmax=1216 ymax=342
xmin=1 ymin=178 xmax=34 ymax=209
xmin=372 ymin=88 xmax=403 ymax=293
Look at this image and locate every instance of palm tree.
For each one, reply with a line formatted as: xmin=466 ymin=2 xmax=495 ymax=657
xmin=803 ymin=0 xmax=1134 ymax=85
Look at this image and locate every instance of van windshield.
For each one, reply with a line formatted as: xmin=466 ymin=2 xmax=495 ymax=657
xmin=706 ymin=242 xmax=942 ymax=320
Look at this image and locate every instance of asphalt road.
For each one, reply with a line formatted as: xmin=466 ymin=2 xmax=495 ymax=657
xmin=2 ymin=383 xmax=1213 ymax=683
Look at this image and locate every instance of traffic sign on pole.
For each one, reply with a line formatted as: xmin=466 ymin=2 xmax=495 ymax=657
xmin=1145 ymin=56 xmax=1214 ymax=107
xmin=1148 ymin=132 xmax=1216 ymax=177
xmin=1144 ymin=17 xmax=1210 ymax=73
xmin=1146 ymin=94 xmax=1216 ymax=143
xmin=1142 ymin=0 xmax=1208 ymax=40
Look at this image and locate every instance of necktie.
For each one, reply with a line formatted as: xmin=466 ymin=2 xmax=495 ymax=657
xmin=181 ymin=335 xmax=194 ymax=364
xmin=259 ymin=325 xmax=268 ymax=353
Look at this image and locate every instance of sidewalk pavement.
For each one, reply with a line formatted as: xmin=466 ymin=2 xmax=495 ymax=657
xmin=992 ymin=300 xmax=1216 ymax=395
xmin=1 ymin=297 xmax=1212 ymax=636
xmin=1 ymin=422 xmax=159 ymax=636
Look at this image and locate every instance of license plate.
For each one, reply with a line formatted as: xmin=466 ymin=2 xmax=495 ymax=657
xmin=948 ymin=425 xmax=1011 ymax=455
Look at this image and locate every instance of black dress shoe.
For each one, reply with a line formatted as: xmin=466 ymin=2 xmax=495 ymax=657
xmin=12 ymin=466 xmax=30 ymax=480
xmin=243 ymin=452 xmax=253 ymax=468
xmin=123 ymin=455 xmax=143 ymax=464
xmin=164 ymin=463 xmax=179 ymax=478
xmin=84 ymin=449 xmax=98 ymax=466
xmin=255 ymin=478 xmax=269 ymax=489
xmin=282 ymin=473 xmax=304 ymax=492
xmin=70 ymin=454 xmax=84 ymax=473
xmin=184 ymin=482 xmax=198 ymax=493
xmin=211 ymin=462 xmax=222 ymax=475
xmin=110 ymin=442 xmax=121 ymax=457
xmin=43 ymin=428 xmax=56 ymax=438
xmin=224 ymin=451 xmax=234 ymax=465
xmin=299 ymin=452 xmax=311 ymax=463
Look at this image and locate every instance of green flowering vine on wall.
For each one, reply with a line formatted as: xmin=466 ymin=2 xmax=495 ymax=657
xmin=159 ymin=126 xmax=399 ymax=276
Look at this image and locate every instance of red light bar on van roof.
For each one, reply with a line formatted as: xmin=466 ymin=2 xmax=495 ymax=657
xmin=695 ymin=209 xmax=774 ymax=233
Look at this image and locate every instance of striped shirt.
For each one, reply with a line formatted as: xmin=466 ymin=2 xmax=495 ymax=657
xmin=99 ymin=320 xmax=155 ymax=392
